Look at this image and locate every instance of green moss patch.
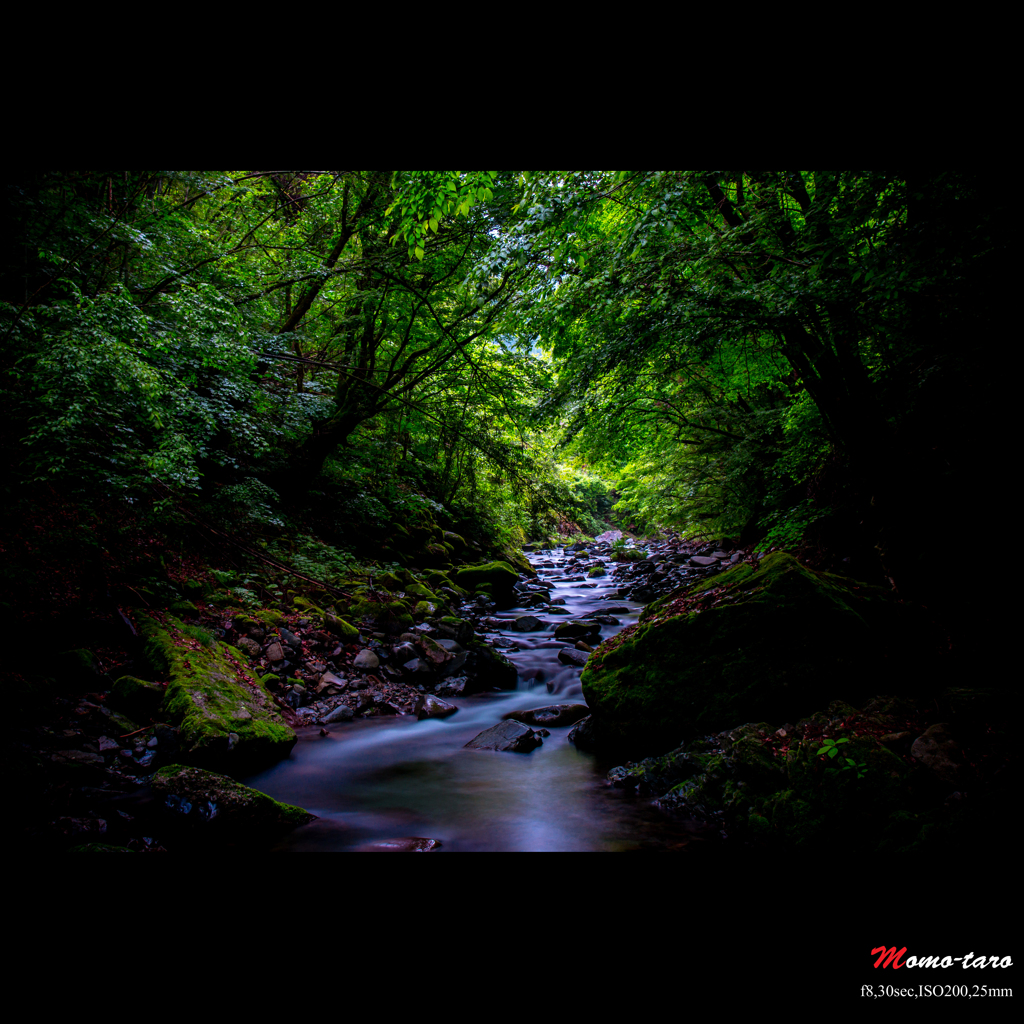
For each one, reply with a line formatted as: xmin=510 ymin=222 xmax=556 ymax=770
xmin=153 ymin=765 xmax=314 ymax=837
xmin=137 ymin=611 xmax=296 ymax=775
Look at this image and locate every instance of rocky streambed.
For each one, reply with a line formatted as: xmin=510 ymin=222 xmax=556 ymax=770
xmin=19 ymin=530 xmax=1010 ymax=857
xmin=240 ymin=537 xmax=733 ymax=852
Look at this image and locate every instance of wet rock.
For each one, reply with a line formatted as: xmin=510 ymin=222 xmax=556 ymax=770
xmin=603 ymin=606 xmax=630 ymax=614
xmin=392 ymin=642 xmax=419 ymax=661
xmin=279 ymin=628 xmax=302 ymax=648
xmin=414 ymin=694 xmax=459 ymax=720
xmin=574 ymin=641 xmax=595 ymax=653
xmin=688 ymin=555 xmax=719 ymax=566
xmin=465 ymin=720 xmax=543 ymax=752
xmin=152 ymin=764 xmax=315 ymax=836
xmin=322 ymin=703 xmax=355 ymax=723
xmin=553 ymin=621 xmax=600 ymax=641
xmin=503 ymin=703 xmax=590 ymax=728
xmin=434 ymin=676 xmax=468 ymax=697
xmin=567 ymin=715 xmax=600 ymax=750
xmin=353 ymin=649 xmax=380 ymax=670
xmin=359 ymin=837 xmax=442 ymax=852
xmin=558 ymin=648 xmax=589 ymax=667
xmin=511 ymin=615 xmax=546 ymax=632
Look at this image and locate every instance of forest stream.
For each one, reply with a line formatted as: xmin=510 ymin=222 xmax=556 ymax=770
xmin=244 ymin=547 xmax=719 ymax=852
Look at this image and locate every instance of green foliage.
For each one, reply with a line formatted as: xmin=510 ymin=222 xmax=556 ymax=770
xmin=759 ymin=499 xmax=832 ymax=552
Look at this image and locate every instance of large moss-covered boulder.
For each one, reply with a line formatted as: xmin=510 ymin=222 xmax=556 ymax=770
xmin=137 ymin=612 xmax=296 ymax=774
xmin=152 ymin=765 xmax=314 ymax=838
xmin=581 ymin=552 xmax=938 ymax=757
xmin=453 ymin=561 xmax=519 ymax=604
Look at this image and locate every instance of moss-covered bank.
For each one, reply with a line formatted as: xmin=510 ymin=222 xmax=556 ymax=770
xmin=581 ymin=552 xmax=942 ymax=757
xmin=137 ymin=611 xmax=296 ymax=774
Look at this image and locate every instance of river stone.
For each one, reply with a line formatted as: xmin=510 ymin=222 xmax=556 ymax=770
xmin=322 ymin=703 xmax=355 ymax=723
xmin=603 ymin=606 xmax=630 ymax=614
xmin=266 ymin=642 xmax=285 ymax=662
xmin=502 ymin=703 xmax=590 ymax=728
xmin=558 ymin=648 xmax=589 ymax=666
xmin=688 ymin=555 xmax=719 ymax=566
xmin=152 ymin=765 xmax=314 ymax=836
xmin=414 ymin=694 xmax=459 ymax=720
xmin=567 ymin=715 xmax=599 ymax=750
xmin=553 ymin=621 xmax=600 ymax=640
xmin=464 ymin=720 xmax=543 ymax=752
xmin=511 ymin=615 xmax=546 ymax=632
xmin=353 ymin=649 xmax=380 ymax=670
xmin=434 ymin=676 xmax=468 ymax=697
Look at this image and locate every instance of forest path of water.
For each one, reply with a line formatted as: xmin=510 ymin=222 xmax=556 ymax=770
xmin=244 ymin=548 xmax=716 ymax=852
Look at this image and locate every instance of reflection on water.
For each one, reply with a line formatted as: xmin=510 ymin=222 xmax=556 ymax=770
xmin=245 ymin=548 xmax=716 ymax=852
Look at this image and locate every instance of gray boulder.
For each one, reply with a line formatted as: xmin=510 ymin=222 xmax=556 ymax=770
xmin=464 ymin=720 xmax=543 ymax=752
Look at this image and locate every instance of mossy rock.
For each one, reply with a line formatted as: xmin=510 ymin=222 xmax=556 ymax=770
xmin=348 ymin=597 xmax=414 ymax=631
xmin=252 ymin=607 xmax=286 ymax=628
xmin=152 ymin=765 xmax=315 ymax=838
xmin=323 ymin=613 xmax=359 ymax=641
xmin=292 ymin=596 xmax=324 ymax=616
xmin=424 ymin=570 xmax=458 ymax=593
xmin=587 ymin=566 xmax=607 ymax=578
xmin=137 ymin=612 xmax=296 ymax=775
xmin=437 ymin=616 xmax=474 ymax=644
xmin=169 ymin=599 xmax=199 ymax=617
xmin=110 ymin=675 xmax=166 ymax=720
xmin=442 ymin=531 xmax=467 ymax=555
xmin=453 ymin=561 xmax=518 ymax=603
xmin=414 ymin=600 xmax=439 ymax=617
xmin=421 ymin=543 xmax=453 ymax=569
xmin=582 ymin=552 xmax=940 ymax=757
xmin=405 ymin=582 xmax=440 ymax=602
xmin=375 ymin=571 xmax=405 ymax=591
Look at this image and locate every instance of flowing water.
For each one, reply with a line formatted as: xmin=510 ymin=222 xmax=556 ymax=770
xmin=244 ymin=548 xmax=716 ymax=852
